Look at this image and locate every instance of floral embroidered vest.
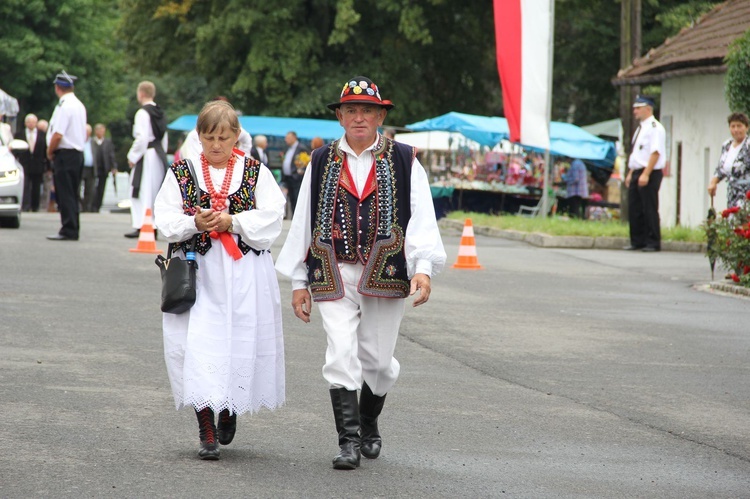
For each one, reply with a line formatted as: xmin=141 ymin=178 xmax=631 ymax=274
xmin=306 ymin=137 xmax=415 ymax=301
xmin=169 ymin=157 xmax=262 ymax=255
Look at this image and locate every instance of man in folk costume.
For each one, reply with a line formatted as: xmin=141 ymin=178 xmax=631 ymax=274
xmin=276 ymin=76 xmax=446 ymax=470
xmin=125 ymin=81 xmax=168 ymax=238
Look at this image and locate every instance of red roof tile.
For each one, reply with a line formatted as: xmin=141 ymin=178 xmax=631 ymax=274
xmin=614 ymin=0 xmax=750 ymax=86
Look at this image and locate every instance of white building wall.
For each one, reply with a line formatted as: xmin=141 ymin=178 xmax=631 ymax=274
xmin=659 ymin=73 xmax=730 ymax=228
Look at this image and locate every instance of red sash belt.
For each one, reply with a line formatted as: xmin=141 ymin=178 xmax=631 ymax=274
xmin=209 ymin=230 xmax=243 ymax=260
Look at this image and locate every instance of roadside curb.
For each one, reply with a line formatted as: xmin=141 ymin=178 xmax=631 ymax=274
xmin=707 ymin=281 xmax=750 ymax=298
xmin=438 ymin=218 xmax=707 ymax=253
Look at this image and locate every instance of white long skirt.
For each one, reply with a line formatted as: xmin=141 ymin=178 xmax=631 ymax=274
xmin=163 ymin=243 xmax=285 ymax=415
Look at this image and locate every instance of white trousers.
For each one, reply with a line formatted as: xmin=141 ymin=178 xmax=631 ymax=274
xmin=317 ymin=262 xmax=405 ymax=396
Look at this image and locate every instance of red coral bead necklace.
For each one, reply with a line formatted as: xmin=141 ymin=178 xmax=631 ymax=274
xmin=200 ymin=152 xmax=236 ymax=212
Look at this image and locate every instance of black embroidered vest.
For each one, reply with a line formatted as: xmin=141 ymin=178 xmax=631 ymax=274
xmin=168 ymin=157 xmax=262 ymax=255
xmin=306 ymin=137 xmax=415 ymax=301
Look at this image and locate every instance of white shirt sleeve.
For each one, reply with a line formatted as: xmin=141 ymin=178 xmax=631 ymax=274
xmin=237 ymin=128 xmax=253 ymax=155
xmin=231 ymin=165 xmax=286 ymax=250
xmin=405 ymin=157 xmax=447 ymax=278
xmin=127 ymin=108 xmax=152 ymax=164
xmin=275 ymin=163 xmax=313 ymax=290
xmin=153 ymin=170 xmax=200 ymax=243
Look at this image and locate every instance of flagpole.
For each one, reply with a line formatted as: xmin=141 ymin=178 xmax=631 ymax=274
xmin=540 ymin=0 xmax=556 ymax=217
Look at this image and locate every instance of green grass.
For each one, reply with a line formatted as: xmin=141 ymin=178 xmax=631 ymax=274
xmin=446 ymin=211 xmax=706 ymax=243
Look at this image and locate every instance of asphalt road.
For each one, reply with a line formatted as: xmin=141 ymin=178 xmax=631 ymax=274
xmin=1 ymin=212 xmax=749 ymax=498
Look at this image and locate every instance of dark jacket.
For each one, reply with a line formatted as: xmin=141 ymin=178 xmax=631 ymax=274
xmin=91 ymin=137 xmax=117 ymax=177
xmin=14 ymin=129 xmax=48 ymax=175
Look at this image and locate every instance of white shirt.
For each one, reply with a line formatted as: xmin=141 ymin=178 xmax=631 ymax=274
xmin=26 ymin=127 xmax=37 ymax=152
xmin=283 ymin=141 xmax=299 ymax=175
xmin=628 ymin=115 xmax=666 ymax=170
xmin=275 ymin=133 xmax=447 ymax=290
xmin=720 ymin=141 xmax=742 ymax=176
xmin=47 ymin=92 xmax=87 ymax=150
xmin=127 ymin=101 xmax=168 ymax=164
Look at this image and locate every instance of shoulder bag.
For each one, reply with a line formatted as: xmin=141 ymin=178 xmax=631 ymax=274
xmin=154 ymin=159 xmax=200 ymax=314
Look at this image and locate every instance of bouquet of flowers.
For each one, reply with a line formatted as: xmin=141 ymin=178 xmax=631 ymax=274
xmin=704 ymin=190 xmax=750 ymax=286
xmin=294 ymin=151 xmax=311 ymax=175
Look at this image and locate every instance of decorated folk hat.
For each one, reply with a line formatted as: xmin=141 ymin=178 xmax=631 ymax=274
xmin=632 ymin=95 xmax=655 ymax=108
xmin=327 ymin=76 xmax=394 ymax=111
xmin=53 ymin=70 xmax=77 ymax=88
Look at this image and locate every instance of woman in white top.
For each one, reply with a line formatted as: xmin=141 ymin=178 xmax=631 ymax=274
xmin=154 ymin=100 xmax=287 ymax=460
xmin=708 ymin=112 xmax=750 ymax=208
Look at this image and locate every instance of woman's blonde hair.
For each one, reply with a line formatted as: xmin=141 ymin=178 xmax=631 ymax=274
xmin=196 ymin=100 xmax=240 ymax=136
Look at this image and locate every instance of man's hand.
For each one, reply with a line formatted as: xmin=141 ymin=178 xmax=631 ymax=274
xmin=409 ymin=273 xmax=432 ymax=307
xmin=638 ymin=172 xmax=650 ymax=187
xmin=625 ymin=170 xmax=632 ymax=188
xmin=292 ymin=288 xmax=312 ymax=323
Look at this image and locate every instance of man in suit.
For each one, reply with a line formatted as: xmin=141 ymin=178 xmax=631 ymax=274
xmin=250 ymin=134 xmax=269 ymax=165
xmin=16 ymin=114 xmax=48 ymax=212
xmin=91 ymin=123 xmax=117 ymax=213
xmin=281 ymin=131 xmax=309 ymax=215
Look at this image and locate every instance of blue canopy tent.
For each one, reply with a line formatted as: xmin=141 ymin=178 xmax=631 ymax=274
xmin=406 ymin=111 xmax=616 ymax=168
xmin=168 ymin=115 xmax=344 ymax=141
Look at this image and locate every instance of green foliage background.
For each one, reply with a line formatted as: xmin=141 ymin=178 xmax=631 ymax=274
xmin=725 ymin=30 xmax=750 ymax=115
xmin=0 ymin=0 xmax=727 ymax=165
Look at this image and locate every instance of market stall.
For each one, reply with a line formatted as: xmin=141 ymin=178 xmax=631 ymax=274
xmin=404 ymin=112 xmax=619 ymax=217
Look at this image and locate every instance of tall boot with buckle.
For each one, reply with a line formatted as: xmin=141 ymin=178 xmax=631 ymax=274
xmin=195 ymin=407 xmax=220 ymax=460
xmin=329 ymin=388 xmax=361 ymax=470
xmin=217 ymin=408 xmax=237 ymax=445
xmin=359 ymin=382 xmax=386 ymax=459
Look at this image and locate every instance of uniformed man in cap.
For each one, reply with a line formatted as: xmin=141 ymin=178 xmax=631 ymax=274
xmin=46 ymin=70 xmax=87 ymax=241
xmin=625 ymin=95 xmax=666 ymax=252
xmin=276 ymin=76 xmax=446 ymax=470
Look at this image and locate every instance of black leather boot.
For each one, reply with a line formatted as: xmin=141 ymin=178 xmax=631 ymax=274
xmin=217 ymin=409 xmax=237 ymax=445
xmin=195 ymin=407 xmax=220 ymax=460
xmin=359 ymin=382 xmax=386 ymax=459
xmin=330 ymin=388 xmax=361 ymax=470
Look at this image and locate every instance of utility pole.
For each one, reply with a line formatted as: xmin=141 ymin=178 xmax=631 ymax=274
xmin=620 ymin=0 xmax=641 ymax=223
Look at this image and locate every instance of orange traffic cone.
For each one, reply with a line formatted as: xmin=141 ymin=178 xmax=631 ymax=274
xmin=452 ymin=218 xmax=483 ymax=269
xmin=129 ymin=208 xmax=162 ymax=254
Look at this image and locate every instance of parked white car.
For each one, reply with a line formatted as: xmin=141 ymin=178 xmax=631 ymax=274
xmin=0 ymin=141 xmax=26 ymax=228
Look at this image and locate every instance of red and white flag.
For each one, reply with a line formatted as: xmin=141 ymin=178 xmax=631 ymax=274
xmin=493 ymin=0 xmax=554 ymax=150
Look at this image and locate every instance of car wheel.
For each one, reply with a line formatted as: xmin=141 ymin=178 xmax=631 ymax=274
xmin=0 ymin=214 xmax=21 ymax=229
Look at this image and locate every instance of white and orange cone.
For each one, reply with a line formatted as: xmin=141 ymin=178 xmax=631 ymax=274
xmin=129 ymin=208 xmax=162 ymax=254
xmin=452 ymin=218 xmax=482 ymax=269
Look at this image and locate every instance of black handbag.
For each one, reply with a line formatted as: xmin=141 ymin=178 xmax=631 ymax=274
xmin=154 ymin=158 xmax=200 ymax=314
xmin=155 ymin=237 xmax=198 ymax=314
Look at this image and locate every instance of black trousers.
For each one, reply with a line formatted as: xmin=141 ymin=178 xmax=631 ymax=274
xmin=53 ymin=149 xmax=83 ymax=239
xmin=628 ymin=168 xmax=663 ymax=249
xmin=22 ymin=172 xmax=44 ymax=212
xmin=282 ymin=173 xmax=302 ymax=215
xmin=93 ymin=171 xmax=108 ymax=213
xmin=567 ymin=195 xmax=586 ymax=219
xmin=80 ymin=166 xmax=96 ymax=212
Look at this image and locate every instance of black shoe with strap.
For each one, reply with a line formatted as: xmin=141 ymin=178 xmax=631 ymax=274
xmin=359 ymin=382 xmax=386 ymax=459
xmin=217 ymin=408 xmax=237 ymax=445
xmin=195 ymin=407 xmax=220 ymax=460
xmin=330 ymin=388 xmax=361 ymax=470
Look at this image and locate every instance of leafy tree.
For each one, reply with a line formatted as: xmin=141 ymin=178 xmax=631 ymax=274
xmin=118 ymin=0 xmax=501 ymax=126
xmin=725 ymin=29 xmax=750 ymax=115
xmin=0 ymin=0 xmax=128 ymax=129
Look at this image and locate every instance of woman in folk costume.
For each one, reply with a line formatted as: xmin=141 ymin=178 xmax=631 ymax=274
xmin=154 ymin=100 xmax=287 ymax=460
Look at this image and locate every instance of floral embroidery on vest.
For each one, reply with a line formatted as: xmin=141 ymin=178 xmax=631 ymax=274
xmin=170 ymin=157 xmax=261 ymax=255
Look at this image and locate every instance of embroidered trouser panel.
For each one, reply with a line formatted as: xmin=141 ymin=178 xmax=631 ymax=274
xmin=317 ymin=263 xmax=404 ymax=396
